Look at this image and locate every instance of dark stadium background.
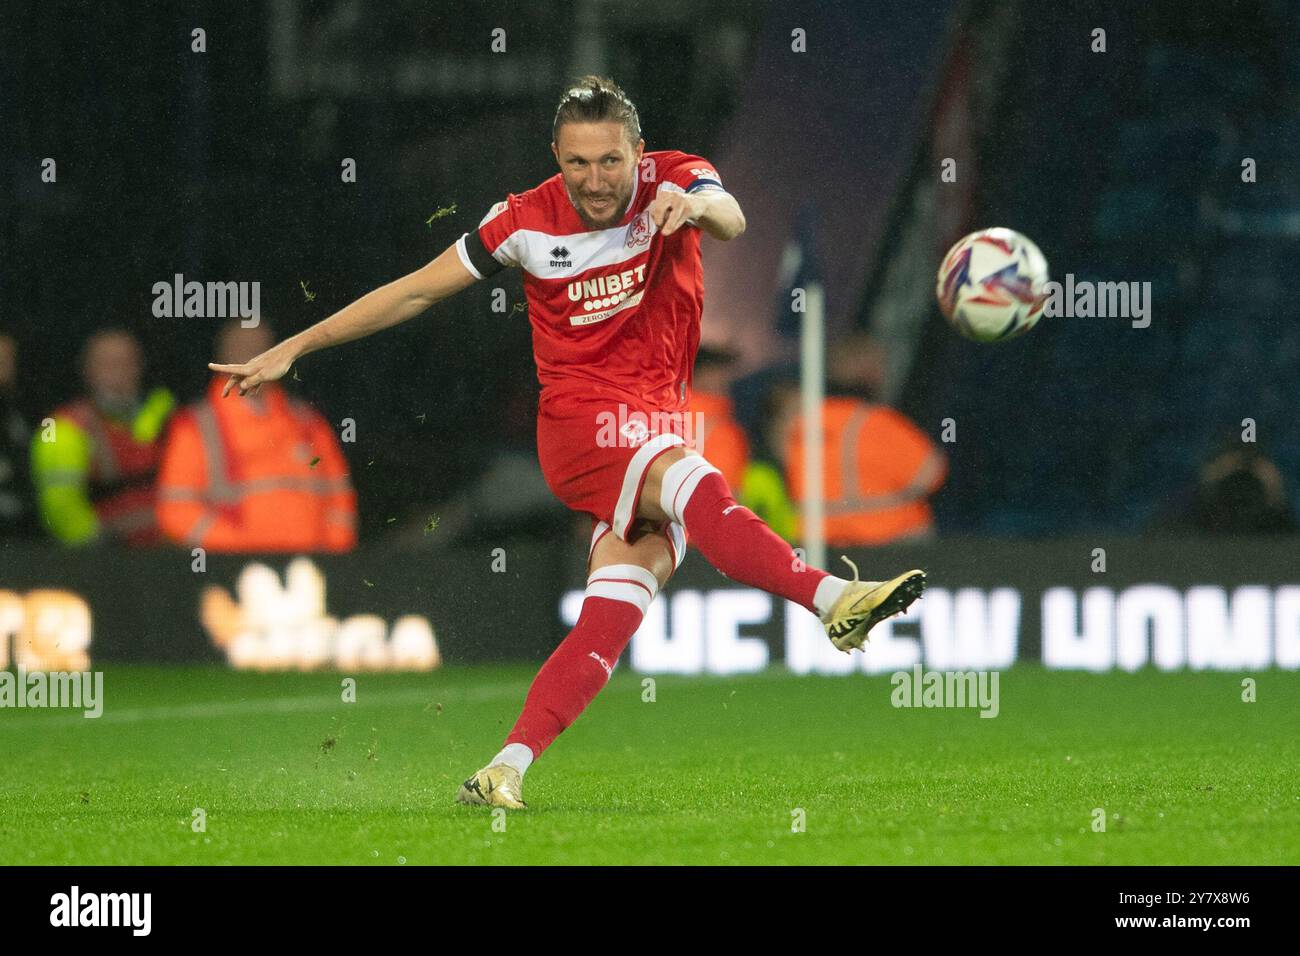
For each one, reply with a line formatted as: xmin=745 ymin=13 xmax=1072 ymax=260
xmin=12 ymin=0 xmax=1300 ymax=541
xmin=3 ymin=0 xmax=1300 ymax=880
xmin=4 ymin=0 xmax=950 ymax=539
xmin=8 ymin=0 xmax=1295 ymax=543
xmin=1 ymin=0 xmax=1297 ymax=636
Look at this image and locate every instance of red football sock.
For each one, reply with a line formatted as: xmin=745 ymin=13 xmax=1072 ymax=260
xmin=504 ymin=567 xmax=652 ymax=759
xmin=666 ymin=462 xmax=827 ymax=613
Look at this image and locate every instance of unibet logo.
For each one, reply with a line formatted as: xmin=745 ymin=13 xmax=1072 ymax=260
xmin=566 ymin=264 xmax=648 ymax=326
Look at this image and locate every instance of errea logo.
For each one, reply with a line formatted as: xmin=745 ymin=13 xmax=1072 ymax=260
xmin=549 ymin=245 xmax=572 ymax=269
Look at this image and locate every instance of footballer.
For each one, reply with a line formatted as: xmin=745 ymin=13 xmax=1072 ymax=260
xmin=210 ymin=76 xmax=927 ymax=809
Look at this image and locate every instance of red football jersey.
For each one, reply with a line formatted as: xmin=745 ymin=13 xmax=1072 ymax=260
xmin=456 ymin=150 xmax=726 ymax=413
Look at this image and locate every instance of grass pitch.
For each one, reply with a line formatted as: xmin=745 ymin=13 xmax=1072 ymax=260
xmin=1 ymin=664 xmax=1296 ymax=865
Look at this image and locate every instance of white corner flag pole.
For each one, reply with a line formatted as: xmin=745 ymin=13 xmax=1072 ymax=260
xmin=801 ymin=282 xmax=826 ymax=572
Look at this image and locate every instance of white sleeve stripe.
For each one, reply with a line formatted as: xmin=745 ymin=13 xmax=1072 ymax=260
xmin=455 ymin=233 xmax=485 ymax=281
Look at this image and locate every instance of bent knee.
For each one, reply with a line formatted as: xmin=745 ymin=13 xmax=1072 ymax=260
xmin=589 ymin=523 xmax=677 ymax=589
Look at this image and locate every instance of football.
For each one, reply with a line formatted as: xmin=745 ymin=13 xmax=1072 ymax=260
xmin=936 ymin=227 xmax=1050 ymax=342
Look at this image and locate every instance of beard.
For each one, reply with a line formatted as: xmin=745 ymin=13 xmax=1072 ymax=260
xmin=569 ymin=183 xmax=632 ymax=231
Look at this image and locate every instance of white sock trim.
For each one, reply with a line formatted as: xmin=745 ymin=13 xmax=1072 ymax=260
xmin=658 ymin=454 xmax=721 ymax=524
xmin=585 ymin=563 xmax=659 ymax=614
xmin=492 ymin=742 xmax=534 ymax=776
xmin=588 ymin=562 xmax=659 ymax=592
xmin=813 ymin=575 xmax=851 ymax=620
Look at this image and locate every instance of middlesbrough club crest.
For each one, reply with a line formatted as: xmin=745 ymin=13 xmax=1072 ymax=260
xmin=619 ymin=418 xmax=650 ymax=447
xmin=626 ymin=211 xmax=652 ymax=249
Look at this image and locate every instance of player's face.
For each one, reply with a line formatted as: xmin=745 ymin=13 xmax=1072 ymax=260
xmin=552 ymin=121 xmax=643 ymax=230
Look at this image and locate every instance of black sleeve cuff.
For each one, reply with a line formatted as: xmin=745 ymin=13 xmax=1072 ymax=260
xmin=463 ymin=230 xmax=506 ymax=279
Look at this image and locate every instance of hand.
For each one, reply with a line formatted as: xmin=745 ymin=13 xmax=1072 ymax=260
xmin=648 ymin=191 xmax=702 ymax=237
xmin=208 ymin=340 xmax=298 ymax=397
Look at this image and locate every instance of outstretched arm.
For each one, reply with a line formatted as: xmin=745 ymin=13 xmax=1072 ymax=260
xmin=650 ymin=190 xmax=746 ymax=241
xmin=209 ymin=243 xmax=478 ymax=396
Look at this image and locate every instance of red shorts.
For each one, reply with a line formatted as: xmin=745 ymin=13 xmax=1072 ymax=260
xmin=536 ymin=393 xmax=693 ymax=568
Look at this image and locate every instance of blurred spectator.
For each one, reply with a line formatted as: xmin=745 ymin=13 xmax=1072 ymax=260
xmin=686 ymin=344 xmax=750 ymax=491
xmin=30 ymin=329 xmax=174 ymax=546
xmin=1151 ymin=442 xmax=1296 ymax=534
xmin=738 ymin=378 xmax=800 ymax=542
xmin=781 ymin=333 xmax=947 ymax=546
xmin=156 ymin=320 xmax=357 ymax=552
xmin=0 ymin=334 xmax=37 ymax=538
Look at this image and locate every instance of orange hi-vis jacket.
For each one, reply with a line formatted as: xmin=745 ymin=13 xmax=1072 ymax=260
xmin=786 ymin=396 xmax=947 ymax=546
xmin=156 ymin=378 xmax=357 ymax=552
xmin=686 ymin=390 xmax=750 ymax=493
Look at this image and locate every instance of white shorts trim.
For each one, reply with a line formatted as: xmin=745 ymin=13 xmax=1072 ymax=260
xmin=612 ymin=432 xmax=686 ymax=539
xmin=588 ymin=520 xmax=614 ymax=566
xmin=666 ymin=522 xmax=686 ymax=571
